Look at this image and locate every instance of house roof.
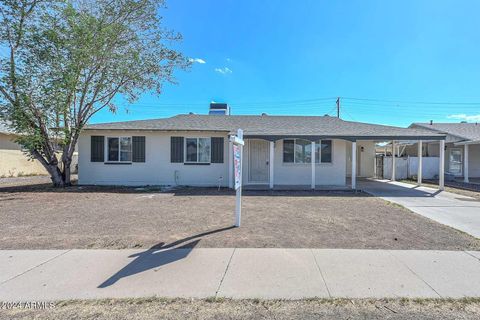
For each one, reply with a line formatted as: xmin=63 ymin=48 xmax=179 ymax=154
xmin=85 ymin=114 xmax=445 ymax=141
xmin=410 ymin=122 xmax=480 ymax=142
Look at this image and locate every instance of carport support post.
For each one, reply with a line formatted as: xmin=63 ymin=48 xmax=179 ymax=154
xmin=269 ymin=141 xmax=274 ymax=189
xmin=311 ymin=141 xmax=316 ymax=189
xmin=464 ymin=144 xmax=469 ymax=183
xmin=417 ymin=140 xmax=423 ymax=185
xmin=351 ymin=141 xmax=357 ymax=189
xmin=439 ymin=139 xmax=445 ymax=190
xmin=391 ymin=140 xmax=396 ymax=181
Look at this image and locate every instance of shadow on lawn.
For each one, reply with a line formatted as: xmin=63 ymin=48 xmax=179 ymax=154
xmin=98 ymin=226 xmax=236 ymax=288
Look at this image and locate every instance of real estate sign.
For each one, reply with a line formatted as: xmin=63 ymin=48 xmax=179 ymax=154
xmin=230 ymin=129 xmax=244 ymax=227
xmin=233 ymin=144 xmax=241 ymax=190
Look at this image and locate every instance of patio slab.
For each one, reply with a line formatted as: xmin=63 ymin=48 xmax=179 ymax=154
xmin=312 ymin=249 xmax=439 ymax=298
xmin=216 ymin=248 xmax=330 ymax=299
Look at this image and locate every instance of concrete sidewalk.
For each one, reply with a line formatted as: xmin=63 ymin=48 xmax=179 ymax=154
xmin=1 ymin=248 xmax=480 ymax=301
xmin=360 ymin=179 xmax=480 ymax=239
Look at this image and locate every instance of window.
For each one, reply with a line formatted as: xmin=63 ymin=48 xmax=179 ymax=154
xmin=316 ymin=140 xmax=332 ymax=163
xmin=284 ymin=139 xmax=332 ymax=163
xmin=185 ymin=138 xmax=211 ymax=163
xmin=107 ymin=137 xmax=132 ymax=162
xmin=294 ymin=139 xmax=312 ymax=163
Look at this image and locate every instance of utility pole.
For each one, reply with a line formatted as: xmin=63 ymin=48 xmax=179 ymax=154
xmin=336 ymin=97 xmax=340 ymax=118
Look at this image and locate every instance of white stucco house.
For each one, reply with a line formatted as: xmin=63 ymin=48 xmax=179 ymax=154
xmin=401 ymin=122 xmax=480 ymax=182
xmin=78 ymin=111 xmax=446 ymax=189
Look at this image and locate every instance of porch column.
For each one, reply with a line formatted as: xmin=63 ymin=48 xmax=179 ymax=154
xmin=228 ymin=140 xmax=233 ymax=188
xmin=464 ymin=144 xmax=469 ymax=183
xmin=391 ymin=140 xmax=396 ymax=181
xmin=311 ymin=141 xmax=316 ymax=189
xmin=269 ymin=141 xmax=274 ymax=189
xmin=439 ymin=139 xmax=445 ymax=190
xmin=417 ymin=140 xmax=423 ymax=185
xmin=351 ymin=141 xmax=357 ymax=189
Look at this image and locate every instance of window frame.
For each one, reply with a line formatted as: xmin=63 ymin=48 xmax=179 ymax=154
xmin=283 ymin=139 xmax=333 ymax=164
xmin=184 ymin=137 xmax=212 ymax=164
xmin=105 ymin=136 xmax=133 ymax=163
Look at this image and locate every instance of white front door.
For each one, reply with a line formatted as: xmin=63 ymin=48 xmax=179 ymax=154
xmin=449 ymin=149 xmax=462 ymax=175
xmin=248 ymin=140 xmax=270 ymax=183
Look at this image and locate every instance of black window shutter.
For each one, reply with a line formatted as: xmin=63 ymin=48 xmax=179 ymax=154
xmin=170 ymin=137 xmax=184 ymax=163
xmin=211 ymin=137 xmax=224 ymax=163
xmin=91 ymin=136 xmax=104 ymax=162
xmin=132 ymin=136 xmax=146 ymax=162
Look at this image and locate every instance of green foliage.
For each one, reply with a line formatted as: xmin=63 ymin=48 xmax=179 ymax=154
xmin=0 ymin=0 xmax=190 ymax=186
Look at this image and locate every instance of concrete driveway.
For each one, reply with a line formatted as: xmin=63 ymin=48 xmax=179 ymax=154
xmin=359 ymin=179 xmax=480 ymax=239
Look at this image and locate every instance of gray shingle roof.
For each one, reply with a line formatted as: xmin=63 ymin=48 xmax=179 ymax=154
xmin=411 ymin=123 xmax=480 ymax=142
xmin=85 ymin=114 xmax=445 ymax=140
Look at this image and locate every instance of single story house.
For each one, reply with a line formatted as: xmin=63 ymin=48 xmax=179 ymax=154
xmin=0 ymin=121 xmax=47 ymax=177
xmin=0 ymin=121 xmax=79 ymax=177
xmin=79 ymin=112 xmax=446 ymax=189
xmin=402 ymin=122 xmax=480 ymax=182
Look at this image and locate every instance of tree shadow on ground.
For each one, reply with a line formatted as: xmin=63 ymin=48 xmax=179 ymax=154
xmin=98 ymin=226 xmax=236 ymax=288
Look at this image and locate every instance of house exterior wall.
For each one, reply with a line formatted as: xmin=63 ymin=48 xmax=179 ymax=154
xmin=79 ymin=132 xmax=350 ymax=187
xmin=268 ymin=139 xmax=346 ymax=186
xmin=346 ymin=140 xmax=375 ymax=178
xmin=0 ymin=133 xmax=49 ymax=177
xmin=0 ymin=133 xmax=21 ymax=150
xmin=78 ymin=130 xmax=230 ymax=186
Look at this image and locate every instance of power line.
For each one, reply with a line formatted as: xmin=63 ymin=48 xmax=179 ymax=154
xmin=341 ymin=96 xmax=480 ymax=106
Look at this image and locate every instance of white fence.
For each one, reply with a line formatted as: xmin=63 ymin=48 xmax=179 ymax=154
xmin=383 ymin=156 xmax=439 ymax=180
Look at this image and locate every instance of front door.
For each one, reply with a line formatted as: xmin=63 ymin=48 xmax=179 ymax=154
xmin=248 ymin=140 xmax=270 ymax=183
xmin=449 ymin=149 xmax=462 ymax=175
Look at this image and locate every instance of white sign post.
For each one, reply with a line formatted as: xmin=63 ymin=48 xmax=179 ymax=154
xmin=230 ymin=129 xmax=244 ymax=227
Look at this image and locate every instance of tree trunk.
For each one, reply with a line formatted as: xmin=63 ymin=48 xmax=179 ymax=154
xmin=32 ymin=150 xmax=66 ymax=187
xmin=49 ymin=165 xmax=65 ymax=187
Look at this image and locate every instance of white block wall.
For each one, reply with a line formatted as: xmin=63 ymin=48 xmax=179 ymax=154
xmin=78 ymin=130 xmax=230 ymax=186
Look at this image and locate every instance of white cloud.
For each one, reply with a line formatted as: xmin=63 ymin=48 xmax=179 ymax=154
xmin=214 ymin=67 xmax=232 ymax=75
xmin=189 ymin=58 xmax=206 ymax=64
xmin=226 ymin=57 xmax=231 ymax=62
xmin=447 ymin=114 xmax=480 ymax=122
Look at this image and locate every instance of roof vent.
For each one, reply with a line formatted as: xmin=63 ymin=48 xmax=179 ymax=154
xmin=461 ymin=121 xmax=467 ymax=123
xmin=261 ymin=112 xmax=268 ymax=116
xmin=429 ymin=120 xmax=433 ymax=125
xmin=209 ymin=102 xmax=230 ymax=115
xmin=189 ymin=112 xmax=194 ymax=115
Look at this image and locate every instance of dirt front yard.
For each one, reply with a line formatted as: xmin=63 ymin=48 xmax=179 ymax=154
xmin=1 ymin=179 xmax=479 ymax=250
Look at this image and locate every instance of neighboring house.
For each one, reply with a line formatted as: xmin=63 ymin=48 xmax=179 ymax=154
xmin=78 ymin=110 xmax=445 ymax=189
xmin=405 ymin=122 xmax=480 ymax=182
xmin=0 ymin=121 xmax=79 ymax=178
xmin=0 ymin=122 xmax=48 ymax=177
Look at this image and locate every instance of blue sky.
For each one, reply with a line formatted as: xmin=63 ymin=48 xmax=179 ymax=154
xmin=92 ymin=0 xmax=480 ymax=127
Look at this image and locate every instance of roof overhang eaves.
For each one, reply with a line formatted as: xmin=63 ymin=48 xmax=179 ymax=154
xmin=243 ymin=134 xmax=446 ymax=142
xmin=83 ymin=128 xmax=231 ymax=133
